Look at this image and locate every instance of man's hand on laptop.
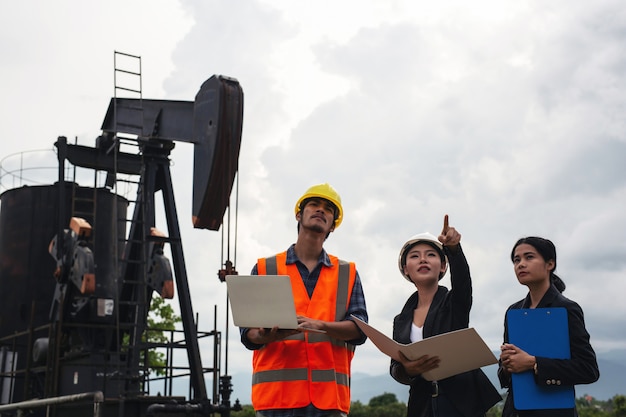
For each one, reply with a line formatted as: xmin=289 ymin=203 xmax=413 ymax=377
xmin=297 ymin=316 xmax=326 ymax=333
xmin=247 ymin=327 xmax=299 ymax=344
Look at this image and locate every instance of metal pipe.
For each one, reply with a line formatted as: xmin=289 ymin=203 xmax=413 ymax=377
xmin=0 ymin=391 xmax=103 ymax=417
xmin=146 ymin=402 xmax=203 ymax=416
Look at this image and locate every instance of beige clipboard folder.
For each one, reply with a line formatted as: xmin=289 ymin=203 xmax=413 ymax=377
xmin=352 ymin=315 xmax=497 ymax=381
xmin=226 ymin=275 xmax=301 ymax=329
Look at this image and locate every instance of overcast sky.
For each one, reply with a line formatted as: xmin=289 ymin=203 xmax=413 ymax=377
xmin=1 ymin=0 xmax=625 ymax=400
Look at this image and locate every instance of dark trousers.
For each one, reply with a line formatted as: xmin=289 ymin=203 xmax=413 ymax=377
xmin=432 ymin=393 xmax=465 ymax=417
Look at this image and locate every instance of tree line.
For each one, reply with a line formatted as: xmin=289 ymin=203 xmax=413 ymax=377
xmin=230 ymin=392 xmax=626 ymax=417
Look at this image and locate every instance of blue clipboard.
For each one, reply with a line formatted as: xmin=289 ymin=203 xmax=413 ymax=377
xmin=506 ymin=308 xmax=574 ymax=410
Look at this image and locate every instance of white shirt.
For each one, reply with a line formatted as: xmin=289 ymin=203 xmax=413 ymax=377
xmin=410 ymin=322 xmax=424 ymax=343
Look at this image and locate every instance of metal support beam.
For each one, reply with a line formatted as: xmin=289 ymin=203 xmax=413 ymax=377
xmin=160 ymin=160 xmax=208 ymax=399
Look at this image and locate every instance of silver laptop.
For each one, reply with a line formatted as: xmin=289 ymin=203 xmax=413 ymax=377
xmin=226 ymin=275 xmax=301 ymax=329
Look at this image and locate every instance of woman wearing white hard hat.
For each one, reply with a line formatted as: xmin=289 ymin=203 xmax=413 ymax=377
xmin=390 ymin=215 xmax=501 ymax=417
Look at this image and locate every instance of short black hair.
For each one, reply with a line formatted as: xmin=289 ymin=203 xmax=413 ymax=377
xmin=299 ymin=197 xmax=339 ymax=224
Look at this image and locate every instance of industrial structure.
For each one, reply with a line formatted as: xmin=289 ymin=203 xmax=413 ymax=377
xmin=0 ymin=52 xmax=243 ymax=416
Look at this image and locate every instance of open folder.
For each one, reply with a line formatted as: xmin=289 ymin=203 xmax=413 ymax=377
xmin=352 ymin=316 xmax=497 ymax=381
xmin=225 ymin=274 xmax=325 ymax=333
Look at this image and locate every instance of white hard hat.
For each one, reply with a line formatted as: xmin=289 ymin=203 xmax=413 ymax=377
xmin=398 ymin=232 xmax=447 ymax=282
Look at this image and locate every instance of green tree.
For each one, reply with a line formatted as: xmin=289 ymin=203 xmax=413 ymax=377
xmin=578 ymin=406 xmax=608 ymax=417
xmin=348 ymin=401 xmax=367 ymax=417
xmin=368 ymin=402 xmax=406 ymax=417
xmin=144 ymin=295 xmax=181 ymax=375
xmin=348 ymin=393 xmax=406 ymax=417
xmin=368 ymin=393 xmax=405 ymax=417
xmin=368 ymin=392 xmax=400 ymax=407
xmin=613 ymin=395 xmax=626 ymax=417
xmin=122 ymin=295 xmax=182 ymax=376
xmin=230 ymin=404 xmax=255 ymax=417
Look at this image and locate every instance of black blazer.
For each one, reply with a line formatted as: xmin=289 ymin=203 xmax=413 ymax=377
xmin=498 ymin=284 xmax=600 ymax=417
xmin=390 ymin=246 xmax=502 ymax=417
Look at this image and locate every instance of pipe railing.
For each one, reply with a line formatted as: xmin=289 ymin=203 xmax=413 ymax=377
xmin=0 ymin=391 xmax=103 ymax=417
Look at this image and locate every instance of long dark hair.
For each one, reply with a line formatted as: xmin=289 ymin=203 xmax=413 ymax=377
xmin=511 ymin=236 xmax=566 ymax=293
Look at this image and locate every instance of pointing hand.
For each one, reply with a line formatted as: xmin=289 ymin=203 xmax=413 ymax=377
xmin=438 ymin=214 xmax=461 ymax=248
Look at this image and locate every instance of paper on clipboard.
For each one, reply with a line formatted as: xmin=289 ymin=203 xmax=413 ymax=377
xmin=226 ymin=275 xmax=325 ymax=333
xmin=352 ymin=315 xmax=497 ymax=381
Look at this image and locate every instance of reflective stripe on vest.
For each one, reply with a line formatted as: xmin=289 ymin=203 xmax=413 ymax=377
xmin=284 ymin=331 xmax=356 ymax=352
xmin=252 ymin=368 xmax=350 ymax=387
xmin=252 ymin=252 xmax=356 ymax=412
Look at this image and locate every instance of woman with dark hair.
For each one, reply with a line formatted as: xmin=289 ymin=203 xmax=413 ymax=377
xmin=390 ymin=215 xmax=501 ymax=417
xmin=498 ymin=237 xmax=600 ymax=417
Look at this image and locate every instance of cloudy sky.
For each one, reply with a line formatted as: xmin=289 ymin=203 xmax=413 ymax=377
xmin=1 ymin=0 xmax=625 ymax=401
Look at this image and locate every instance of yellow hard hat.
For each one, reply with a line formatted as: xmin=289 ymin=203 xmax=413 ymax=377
xmin=294 ymin=183 xmax=343 ymax=228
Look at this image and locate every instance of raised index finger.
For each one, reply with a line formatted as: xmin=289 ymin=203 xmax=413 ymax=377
xmin=442 ymin=214 xmax=449 ymax=235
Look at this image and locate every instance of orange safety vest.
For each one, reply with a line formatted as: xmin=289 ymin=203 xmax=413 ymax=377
xmin=251 ymin=251 xmax=357 ymax=413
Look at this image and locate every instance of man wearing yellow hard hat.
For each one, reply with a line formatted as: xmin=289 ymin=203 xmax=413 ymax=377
xmin=240 ymin=183 xmax=368 ymax=417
